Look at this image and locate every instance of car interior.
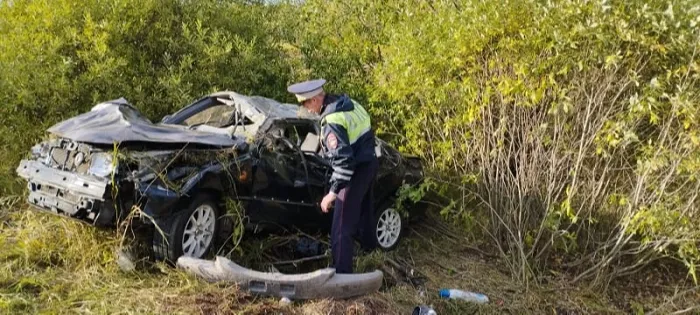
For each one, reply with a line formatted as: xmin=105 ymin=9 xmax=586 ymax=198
xmin=300 ymin=133 xmax=320 ymax=154
xmin=278 ymin=123 xmax=321 ymax=156
xmin=277 ymin=121 xmax=385 ymax=160
xmin=182 ymin=98 xmax=257 ymax=138
xmin=179 ymin=97 xmax=329 ymax=159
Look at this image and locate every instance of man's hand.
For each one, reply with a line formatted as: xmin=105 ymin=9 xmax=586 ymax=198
xmin=321 ymin=192 xmax=337 ymax=213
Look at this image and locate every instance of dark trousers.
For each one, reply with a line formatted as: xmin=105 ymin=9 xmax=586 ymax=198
xmin=331 ymin=158 xmax=379 ymax=274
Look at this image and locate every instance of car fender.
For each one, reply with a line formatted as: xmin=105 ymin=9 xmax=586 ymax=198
xmin=141 ymin=160 xmax=243 ymax=218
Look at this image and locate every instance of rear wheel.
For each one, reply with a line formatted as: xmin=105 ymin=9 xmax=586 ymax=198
xmin=374 ymin=207 xmax=403 ymax=251
xmin=153 ymin=194 xmax=220 ymax=263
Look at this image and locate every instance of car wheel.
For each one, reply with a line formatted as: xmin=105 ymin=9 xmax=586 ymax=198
xmin=374 ymin=206 xmax=403 ymax=251
xmin=153 ymin=194 xmax=220 ymax=263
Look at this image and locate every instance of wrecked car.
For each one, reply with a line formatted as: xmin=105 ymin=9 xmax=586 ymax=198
xmin=16 ymin=92 xmax=423 ymax=262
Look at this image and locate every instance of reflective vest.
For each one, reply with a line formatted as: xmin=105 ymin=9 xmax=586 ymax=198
xmin=320 ymin=100 xmax=372 ymax=146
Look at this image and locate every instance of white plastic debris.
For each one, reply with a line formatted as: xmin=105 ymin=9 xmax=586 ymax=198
xmin=116 ymin=249 xmax=136 ymax=272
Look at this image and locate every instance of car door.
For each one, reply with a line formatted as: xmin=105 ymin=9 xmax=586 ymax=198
xmin=291 ymin=120 xmax=335 ymax=227
xmin=245 ymin=120 xmax=321 ymax=228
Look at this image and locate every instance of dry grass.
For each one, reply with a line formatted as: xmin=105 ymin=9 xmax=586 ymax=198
xmin=1 ymin=198 xmax=697 ymax=314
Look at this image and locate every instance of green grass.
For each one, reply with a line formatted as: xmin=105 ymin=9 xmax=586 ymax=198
xmin=1 ymin=198 xmax=697 ymax=314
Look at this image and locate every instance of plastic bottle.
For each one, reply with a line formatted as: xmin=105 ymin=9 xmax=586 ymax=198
xmin=439 ymin=289 xmax=489 ymax=304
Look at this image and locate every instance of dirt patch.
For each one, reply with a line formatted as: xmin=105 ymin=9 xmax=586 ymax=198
xmin=606 ymin=261 xmax=700 ymax=314
xmin=160 ymin=285 xmax=290 ymax=314
xmin=299 ymin=296 xmax=394 ymax=315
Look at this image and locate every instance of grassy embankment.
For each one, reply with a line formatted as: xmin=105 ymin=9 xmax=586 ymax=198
xmin=1 ymin=196 xmax=697 ymax=314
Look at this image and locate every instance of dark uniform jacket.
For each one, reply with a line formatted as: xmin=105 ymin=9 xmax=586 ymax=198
xmin=320 ymin=94 xmax=377 ymax=194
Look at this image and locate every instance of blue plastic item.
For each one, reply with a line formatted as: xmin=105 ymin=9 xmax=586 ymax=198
xmin=439 ymin=289 xmax=489 ymax=303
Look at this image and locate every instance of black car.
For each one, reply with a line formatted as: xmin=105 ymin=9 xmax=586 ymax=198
xmin=16 ymin=92 xmax=423 ymax=262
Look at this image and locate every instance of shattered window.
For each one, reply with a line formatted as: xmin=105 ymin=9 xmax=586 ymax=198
xmin=279 ymin=123 xmax=317 ymax=148
xmin=183 ymin=105 xmax=235 ymax=128
xmin=285 ymin=126 xmax=302 ymax=145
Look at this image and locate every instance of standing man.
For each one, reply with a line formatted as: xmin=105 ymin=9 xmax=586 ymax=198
xmin=288 ymin=79 xmax=379 ymax=274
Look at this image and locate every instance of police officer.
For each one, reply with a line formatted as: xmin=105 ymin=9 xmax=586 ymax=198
xmin=288 ymin=79 xmax=378 ymax=274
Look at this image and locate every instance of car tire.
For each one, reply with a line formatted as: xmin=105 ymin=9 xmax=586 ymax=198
xmin=153 ymin=194 xmax=220 ymax=263
xmin=374 ymin=206 xmax=403 ymax=251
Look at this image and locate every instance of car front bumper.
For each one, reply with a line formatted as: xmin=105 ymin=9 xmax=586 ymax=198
xmin=177 ymin=256 xmax=383 ymax=300
xmin=16 ymin=159 xmax=112 ymax=225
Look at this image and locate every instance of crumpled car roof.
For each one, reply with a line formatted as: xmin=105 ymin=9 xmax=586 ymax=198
xmin=201 ymin=91 xmax=320 ymax=139
xmin=208 ymin=91 xmax=320 ymax=121
xmin=210 ymin=92 xmax=301 ymax=119
xmin=47 ymin=98 xmax=244 ymax=147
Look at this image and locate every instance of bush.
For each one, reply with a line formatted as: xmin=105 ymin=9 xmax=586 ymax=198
xmin=290 ymin=0 xmax=700 ymax=287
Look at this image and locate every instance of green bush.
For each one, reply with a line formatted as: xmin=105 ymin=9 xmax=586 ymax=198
xmin=289 ymin=0 xmax=700 ymax=286
xmin=0 ymin=0 xmax=294 ymax=195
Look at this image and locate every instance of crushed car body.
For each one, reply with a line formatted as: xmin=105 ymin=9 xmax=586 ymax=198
xmin=16 ymin=91 xmax=424 ymax=261
xmin=47 ymin=97 xmax=242 ymax=146
xmin=177 ymin=256 xmax=383 ymax=300
xmin=17 ymin=97 xmax=248 ymax=228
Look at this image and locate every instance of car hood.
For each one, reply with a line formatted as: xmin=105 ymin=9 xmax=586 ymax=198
xmin=47 ymin=98 xmax=243 ymax=148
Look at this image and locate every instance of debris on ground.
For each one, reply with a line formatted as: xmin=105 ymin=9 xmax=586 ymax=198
xmin=413 ymin=305 xmax=437 ymax=315
xmin=177 ymin=255 xmax=384 ymax=300
xmin=280 ymin=297 xmax=292 ymax=306
xmin=116 ymin=249 xmax=136 ymax=272
xmin=295 ymin=236 xmax=325 ymax=257
xmin=438 ymin=288 xmax=489 ymax=303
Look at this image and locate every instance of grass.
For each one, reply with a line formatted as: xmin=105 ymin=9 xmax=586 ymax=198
xmin=1 ymin=197 xmax=698 ymax=314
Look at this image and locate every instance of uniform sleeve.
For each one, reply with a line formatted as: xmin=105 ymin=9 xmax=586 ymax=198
xmin=322 ymin=123 xmax=355 ymax=194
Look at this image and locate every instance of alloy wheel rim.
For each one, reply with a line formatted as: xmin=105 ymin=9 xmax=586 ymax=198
xmin=376 ymin=208 xmax=401 ymax=248
xmin=182 ymin=204 xmax=216 ymax=258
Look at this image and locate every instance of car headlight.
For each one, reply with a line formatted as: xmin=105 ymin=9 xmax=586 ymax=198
xmin=30 ymin=143 xmax=51 ymax=159
xmin=74 ymin=152 xmax=86 ymax=168
xmin=88 ymin=153 xmax=116 ymax=177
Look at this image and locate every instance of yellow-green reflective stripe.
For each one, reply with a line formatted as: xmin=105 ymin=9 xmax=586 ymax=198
xmin=321 ymin=101 xmax=371 ymax=144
